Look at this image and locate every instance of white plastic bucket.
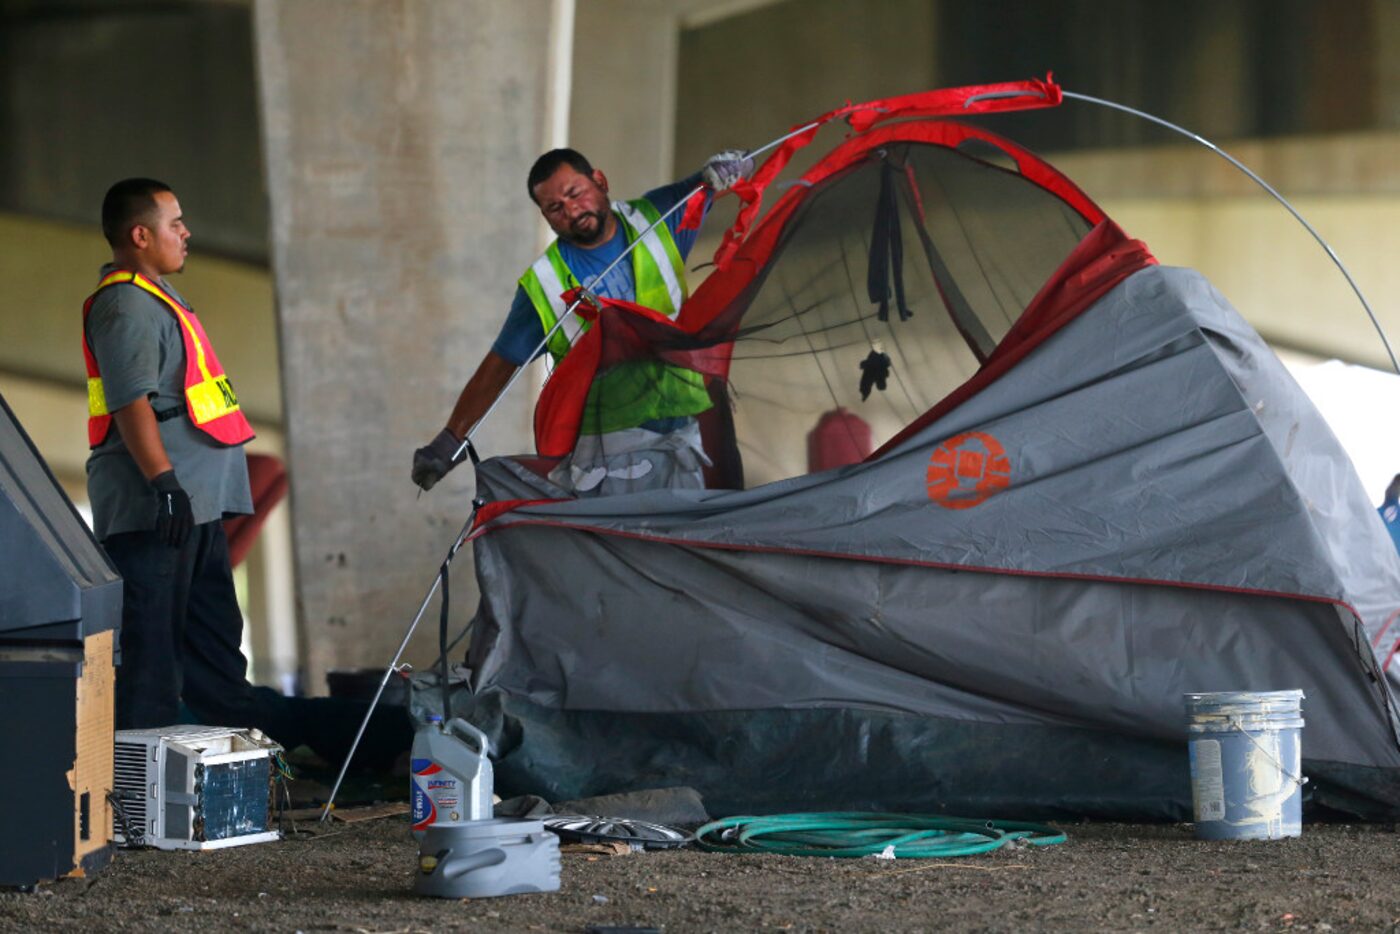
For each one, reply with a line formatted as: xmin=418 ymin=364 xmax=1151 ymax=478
xmin=1184 ymin=690 xmax=1305 ymax=841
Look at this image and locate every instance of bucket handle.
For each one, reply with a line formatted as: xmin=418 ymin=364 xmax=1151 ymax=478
xmin=445 ymin=718 xmax=493 ymax=759
xmin=1225 ymin=715 xmax=1308 ymax=790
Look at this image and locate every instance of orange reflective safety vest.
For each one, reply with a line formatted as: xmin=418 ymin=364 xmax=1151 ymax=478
xmin=82 ymin=270 xmax=255 ymax=448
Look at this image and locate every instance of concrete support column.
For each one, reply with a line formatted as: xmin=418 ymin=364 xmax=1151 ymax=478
xmin=569 ymin=1 xmax=679 ymax=197
xmin=254 ymin=1 xmax=550 ymax=689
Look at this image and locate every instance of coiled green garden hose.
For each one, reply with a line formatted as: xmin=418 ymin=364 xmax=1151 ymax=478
xmin=694 ymin=812 xmax=1066 ymax=858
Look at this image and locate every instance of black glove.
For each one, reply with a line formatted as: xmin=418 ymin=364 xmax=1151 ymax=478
xmin=150 ymin=470 xmax=194 ymax=548
xmin=412 ymin=429 xmax=464 ymax=492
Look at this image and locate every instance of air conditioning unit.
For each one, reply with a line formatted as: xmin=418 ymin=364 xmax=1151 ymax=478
xmin=112 ymin=725 xmax=282 ymax=851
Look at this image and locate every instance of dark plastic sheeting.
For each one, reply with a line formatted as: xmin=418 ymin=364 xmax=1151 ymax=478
xmin=448 ymin=690 xmax=1400 ymax=822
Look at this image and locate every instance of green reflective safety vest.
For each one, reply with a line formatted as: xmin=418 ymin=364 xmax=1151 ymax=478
xmin=518 ymin=198 xmax=712 ymax=436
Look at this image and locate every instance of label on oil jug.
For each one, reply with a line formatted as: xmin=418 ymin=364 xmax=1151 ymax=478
xmin=1189 ymin=739 xmax=1226 ymax=821
xmin=411 ymin=759 xmax=460 ymax=832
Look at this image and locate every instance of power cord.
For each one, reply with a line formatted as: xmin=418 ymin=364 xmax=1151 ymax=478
xmin=107 ymin=790 xmax=145 ymax=848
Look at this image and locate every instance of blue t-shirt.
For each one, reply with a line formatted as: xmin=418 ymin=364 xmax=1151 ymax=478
xmin=492 ymin=172 xmax=710 ymax=365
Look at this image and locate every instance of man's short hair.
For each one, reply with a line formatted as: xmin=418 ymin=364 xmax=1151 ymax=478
xmin=527 ymin=149 xmax=594 ymax=203
xmin=101 ymin=178 xmax=172 ymax=247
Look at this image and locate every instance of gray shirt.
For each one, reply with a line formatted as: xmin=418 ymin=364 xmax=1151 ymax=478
xmin=84 ymin=265 xmax=253 ymax=541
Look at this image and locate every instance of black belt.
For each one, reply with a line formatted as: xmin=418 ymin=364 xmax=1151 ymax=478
xmin=154 ymin=404 xmax=187 ymax=423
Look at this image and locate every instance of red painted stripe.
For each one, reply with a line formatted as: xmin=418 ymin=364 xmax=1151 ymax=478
xmin=1383 ymin=636 xmax=1400 ymax=674
xmin=1372 ymin=607 xmax=1400 ymax=650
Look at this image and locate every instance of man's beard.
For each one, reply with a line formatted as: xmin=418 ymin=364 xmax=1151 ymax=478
xmin=563 ymin=208 xmax=610 ymax=246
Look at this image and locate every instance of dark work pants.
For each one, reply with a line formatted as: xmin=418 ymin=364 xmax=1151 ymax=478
xmin=106 ymin=521 xmax=251 ymax=729
xmin=104 ymin=522 xmax=409 ymax=768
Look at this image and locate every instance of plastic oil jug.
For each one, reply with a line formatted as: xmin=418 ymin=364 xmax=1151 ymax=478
xmin=410 ymin=716 xmax=494 ymax=840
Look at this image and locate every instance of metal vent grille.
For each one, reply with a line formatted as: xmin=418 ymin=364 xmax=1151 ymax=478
xmin=113 ymin=741 xmax=149 ymax=837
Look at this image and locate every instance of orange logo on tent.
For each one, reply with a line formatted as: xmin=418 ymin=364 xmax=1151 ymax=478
xmin=926 ymin=432 xmax=1011 ymax=509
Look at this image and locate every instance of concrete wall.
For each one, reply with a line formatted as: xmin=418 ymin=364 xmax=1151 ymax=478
xmin=675 ymin=0 xmax=938 ymax=270
xmin=935 ymin=0 xmax=1396 ymax=150
xmin=0 ymin=1 xmax=268 ymax=262
xmin=676 ymin=0 xmax=938 ymax=175
xmin=255 ymin=0 xmax=550 ymax=688
xmin=568 ymin=0 xmax=677 ymax=199
xmin=1051 ymin=133 xmax=1400 ymax=371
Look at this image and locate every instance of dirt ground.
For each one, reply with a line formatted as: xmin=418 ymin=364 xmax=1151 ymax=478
xmin=4 ymin=816 xmax=1400 ymax=932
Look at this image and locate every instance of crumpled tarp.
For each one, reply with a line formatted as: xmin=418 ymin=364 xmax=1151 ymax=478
xmin=461 ymin=266 xmax=1400 ymax=819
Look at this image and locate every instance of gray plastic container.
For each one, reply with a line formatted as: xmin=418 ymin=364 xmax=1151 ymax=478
xmin=410 ymin=717 xmax=494 ymax=840
xmin=413 ymin=818 xmax=561 ymax=899
xmin=1184 ymin=690 xmax=1305 ymax=841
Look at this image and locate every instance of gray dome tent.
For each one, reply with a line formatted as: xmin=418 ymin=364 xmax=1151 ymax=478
xmin=454 ymin=79 xmax=1400 ymax=820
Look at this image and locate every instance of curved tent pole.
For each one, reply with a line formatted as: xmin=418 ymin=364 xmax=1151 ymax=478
xmin=1061 ymin=89 xmax=1399 ymax=376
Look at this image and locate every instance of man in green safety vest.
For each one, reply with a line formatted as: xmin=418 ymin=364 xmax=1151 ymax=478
xmin=411 ymin=147 xmax=751 ymax=495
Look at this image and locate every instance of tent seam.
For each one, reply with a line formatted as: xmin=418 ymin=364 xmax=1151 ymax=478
xmin=468 ymin=514 xmax=1358 ymax=615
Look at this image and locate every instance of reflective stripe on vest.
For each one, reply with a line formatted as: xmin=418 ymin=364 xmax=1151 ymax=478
xmin=613 ymin=199 xmax=686 ymax=314
xmin=518 ymin=198 xmax=689 ymax=365
xmin=82 ymin=270 xmax=255 ymax=448
xmin=522 ymin=246 xmax=588 ymax=362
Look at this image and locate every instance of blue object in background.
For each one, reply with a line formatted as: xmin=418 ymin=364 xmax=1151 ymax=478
xmin=1381 ymin=502 xmax=1400 ymax=556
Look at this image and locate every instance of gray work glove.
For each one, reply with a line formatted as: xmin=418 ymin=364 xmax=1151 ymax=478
xmin=150 ymin=470 xmax=194 ymax=548
xmin=412 ymin=429 xmax=464 ymax=492
xmin=702 ymin=149 xmax=754 ymax=192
